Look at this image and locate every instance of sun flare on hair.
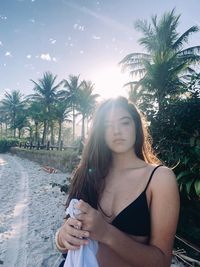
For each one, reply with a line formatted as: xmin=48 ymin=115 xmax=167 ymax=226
xmin=90 ymin=65 xmax=130 ymax=100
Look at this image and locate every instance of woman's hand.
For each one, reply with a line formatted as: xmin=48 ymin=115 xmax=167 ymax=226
xmin=59 ymin=216 xmax=90 ymax=250
xmin=75 ymin=199 xmax=109 ymax=243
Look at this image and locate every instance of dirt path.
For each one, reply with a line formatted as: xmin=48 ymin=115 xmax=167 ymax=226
xmin=0 ymin=153 xmax=67 ymax=267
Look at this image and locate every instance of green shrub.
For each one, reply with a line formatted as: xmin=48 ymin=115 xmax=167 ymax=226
xmin=10 ymin=147 xmax=80 ymax=172
xmin=0 ymin=138 xmax=19 ymax=153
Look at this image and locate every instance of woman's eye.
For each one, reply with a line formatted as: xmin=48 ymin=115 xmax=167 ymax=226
xmin=122 ymin=121 xmax=130 ymax=125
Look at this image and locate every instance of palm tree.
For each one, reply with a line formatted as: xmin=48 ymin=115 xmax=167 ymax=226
xmin=15 ymin=111 xmax=28 ymax=138
xmin=0 ymin=103 xmax=9 ymax=137
xmin=76 ymin=81 xmax=99 ymax=140
xmin=30 ymin=71 xmax=63 ymax=144
xmin=0 ymin=90 xmax=26 ymax=137
xmin=62 ymin=75 xmax=84 ymax=141
xmin=27 ymin=101 xmax=44 ymax=143
xmin=53 ymin=100 xmax=71 ymax=147
xmin=120 ymin=9 xmax=200 ymax=112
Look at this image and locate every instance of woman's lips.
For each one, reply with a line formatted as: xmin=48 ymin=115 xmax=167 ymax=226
xmin=113 ymin=139 xmax=125 ymax=143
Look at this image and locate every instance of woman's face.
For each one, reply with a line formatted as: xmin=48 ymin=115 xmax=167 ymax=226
xmin=104 ymin=106 xmax=136 ymax=154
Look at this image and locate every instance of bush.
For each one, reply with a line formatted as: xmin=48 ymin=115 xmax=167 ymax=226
xmin=10 ymin=147 xmax=80 ymax=173
xmin=0 ymin=138 xmax=19 ymax=153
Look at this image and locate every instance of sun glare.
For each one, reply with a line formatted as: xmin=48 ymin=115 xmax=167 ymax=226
xmin=90 ymin=65 xmax=130 ymax=100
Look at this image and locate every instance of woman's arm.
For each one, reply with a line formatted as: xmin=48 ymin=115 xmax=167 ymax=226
xmin=76 ymin=166 xmax=180 ymax=267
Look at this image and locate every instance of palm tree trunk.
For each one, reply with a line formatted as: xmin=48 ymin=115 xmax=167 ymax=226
xmin=29 ymin=127 xmax=33 ymax=141
xmin=35 ymin=122 xmax=39 ymax=143
xmin=58 ymin=120 xmax=62 ymax=146
xmin=50 ymin=122 xmax=54 ymax=145
xmin=72 ymin=105 xmax=75 ymax=141
xmin=42 ymin=120 xmax=47 ymax=144
xmin=5 ymin=122 xmax=8 ymax=137
xmin=0 ymin=123 xmax=2 ymax=137
xmin=81 ymin=114 xmax=85 ymax=141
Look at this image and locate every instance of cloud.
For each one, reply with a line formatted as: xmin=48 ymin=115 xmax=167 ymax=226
xmin=0 ymin=41 xmax=3 ymax=46
xmin=40 ymin=53 xmax=51 ymax=61
xmin=73 ymin=23 xmax=85 ymax=31
xmin=49 ymin=38 xmax=56 ymax=44
xmin=29 ymin=18 xmax=35 ymax=23
xmin=63 ymin=1 xmax=133 ymax=35
xmin=0 ymin=15 xmax=7 ymax=20
xmin=5 ymin=51 xmax=12 ymax=57
xmin=92 ymin=35 xmax=101 ymax=40
xmin=26 ymin=54 xmax=32 ymax=59
xmin=39 ymin=53 xmax=57 ymax=62
xmin=73 ymin=23 xmax=78 ymax=29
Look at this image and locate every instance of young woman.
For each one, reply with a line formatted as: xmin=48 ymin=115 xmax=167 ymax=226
xmin=55 ymin=96 xmax=180 ymax=267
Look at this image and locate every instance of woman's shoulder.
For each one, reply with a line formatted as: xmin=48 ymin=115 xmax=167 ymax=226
xmin=147 ymin=164 xmax=178 ymax=194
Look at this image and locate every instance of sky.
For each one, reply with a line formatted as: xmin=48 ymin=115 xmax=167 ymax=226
xmin=0 ymin=0 xmax=200 ymax=100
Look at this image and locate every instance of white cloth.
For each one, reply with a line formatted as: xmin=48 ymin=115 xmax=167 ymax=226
xmin=64 ymin=199 xmax=99 ymax=267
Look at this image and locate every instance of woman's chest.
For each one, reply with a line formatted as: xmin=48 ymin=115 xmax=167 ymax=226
xmin=99 ymin=176 xmax=147 ymax=223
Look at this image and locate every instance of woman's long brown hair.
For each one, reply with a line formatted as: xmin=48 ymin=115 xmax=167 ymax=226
xmin=66 ymin=96 xmax=160 ymax=209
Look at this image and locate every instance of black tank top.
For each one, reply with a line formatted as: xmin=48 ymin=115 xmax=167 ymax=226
xmin=111 ymin=165 xmax=162 ymax=236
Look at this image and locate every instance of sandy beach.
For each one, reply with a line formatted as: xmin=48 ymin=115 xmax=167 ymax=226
xmin=0 ymin=153 xmax=185 ymax=267
xmin=0 ymin=153 xmax=67 ymax=267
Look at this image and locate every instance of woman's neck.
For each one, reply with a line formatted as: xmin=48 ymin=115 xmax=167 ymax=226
xmin=111 ymin=150 xmax=147 ymax=171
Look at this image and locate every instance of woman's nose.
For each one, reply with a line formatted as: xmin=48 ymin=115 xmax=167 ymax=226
xmin=113 ymin=123 xmax=120 ymax=135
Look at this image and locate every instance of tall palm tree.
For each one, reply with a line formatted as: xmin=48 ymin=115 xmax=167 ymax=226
xmin=0 ymin=103 xmax=9 ymax=137
xmin=0 ymin=90 xmax=26 ymax=137
xmin=30 ymin=71 xmax=63 ymax=144
xmin=120 ymin=9 xmax=200 ymax=112
xmin=62 ymin=75 xmax=84 ymax=141
xmin=76 ymin=81 xmax=99 ymax=140
xmin=53 ymin=100 xmax=71 ymax=147
xmin=27 ymin=100 xmax=44 ymax=143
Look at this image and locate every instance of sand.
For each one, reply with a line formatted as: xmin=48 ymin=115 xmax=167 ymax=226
xmin=0 ymin=153 xmax=185 ymax=267
xmin=0 ymin=153 xmax=67 ymax=267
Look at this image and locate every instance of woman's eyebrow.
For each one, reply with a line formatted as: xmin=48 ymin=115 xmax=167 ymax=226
xmin=119 ymin=116 xmax=132 ymax=121
xmin=105 ymin=116 xmax=132 ymax=123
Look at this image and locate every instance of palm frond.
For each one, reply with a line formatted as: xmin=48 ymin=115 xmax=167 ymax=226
xmin=178 ymin=46 xmax=200 ymax=56
xmin=174 ymin=25 xmax=199 ymax=50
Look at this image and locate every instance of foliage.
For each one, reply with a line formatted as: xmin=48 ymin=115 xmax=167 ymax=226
xmin=11 ymin=147 xmax=80 ymax=172
xmin=50 ymin=176 xmax=71 ymax=194
xmin=176 ymin=146 xmax=200 ymax=198
xmin=177 ymin=197 xmax=200 ymax=246
xmin=61 ymin=74 xmax=84 ymax=141
xmin=0 ymin=138 xmax=19 ymax=153
xmin=121 ymin=9 xmax=200 ymax=112
xmin=0 ymin=90 xmax=27 ymax=137
xmin=76 ymin=80 xmax=99 ymax=140
xmin=29 ymin=71 xmax=63 ymax=144
xmin=149 ymin=95 xmax=200 ymax=198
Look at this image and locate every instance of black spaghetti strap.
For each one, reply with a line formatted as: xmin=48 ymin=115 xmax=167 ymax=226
xmin=144 ymin=165 xmax=163 ymax=192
